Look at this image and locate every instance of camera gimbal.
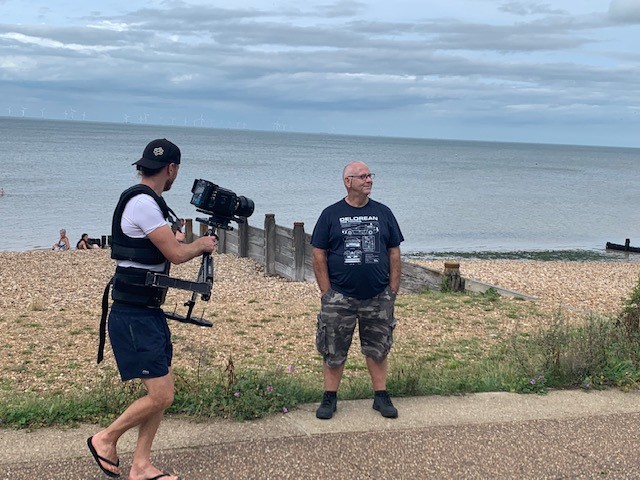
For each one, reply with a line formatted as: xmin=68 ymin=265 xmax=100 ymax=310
xmin=145 ymin=178 xmax=254 ymax=328
xmin=145 ymin=219 xmax=220 ymax=327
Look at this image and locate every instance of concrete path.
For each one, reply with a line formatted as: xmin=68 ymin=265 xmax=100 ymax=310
xmin=1 ymin=390 xmax=640 ymax=479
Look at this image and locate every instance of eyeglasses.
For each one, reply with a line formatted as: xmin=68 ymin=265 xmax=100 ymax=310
xmin=346 ymin=173 xmax=375 ymax=180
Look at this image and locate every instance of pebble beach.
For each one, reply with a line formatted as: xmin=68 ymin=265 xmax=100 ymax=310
xmin=414 ymin=259 xmax=640 ymax=315
xmin=1 ymin=249 xmax=639 ymax=395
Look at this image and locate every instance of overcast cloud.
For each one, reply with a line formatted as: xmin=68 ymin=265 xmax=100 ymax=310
xmin=1 ymin=0 xmax=639 ymax=147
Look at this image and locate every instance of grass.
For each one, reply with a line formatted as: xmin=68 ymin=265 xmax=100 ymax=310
xmin=2 ymin=284 xmax=640 ymax=428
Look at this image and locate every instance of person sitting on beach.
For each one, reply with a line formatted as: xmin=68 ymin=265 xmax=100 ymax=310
xmin=51 ymin=229 xmax=71 ymax=251
xmin=77 ymin=233 xmax=100 ymax=250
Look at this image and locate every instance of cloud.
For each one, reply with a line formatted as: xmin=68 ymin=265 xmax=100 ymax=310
xmin=313 ymin=0 xmax=366 ymax=18
xmin=608 ymin=0 xmax=640 ymax=23
xmin=0 ymin=1 xmax=638 ymax=146
xmin=499 ymin=1 xmax=566 ymax=16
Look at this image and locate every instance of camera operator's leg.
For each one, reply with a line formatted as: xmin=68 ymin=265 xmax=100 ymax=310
xmin=128 ymin=371 xmax=178 ymax=480
xmin=90 ymin=304 xmax=178 ymax=478
xmin=89 ymin=371 xmax=176 ymax=479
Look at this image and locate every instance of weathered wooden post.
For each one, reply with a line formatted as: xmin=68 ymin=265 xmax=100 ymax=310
xmin=293 ymin=222 xmax=306 ymax=281
xmin=101 ymin=235 xmax=112 ymax=248
xmin=238 ymin=218 xmax=249 ymax=258
xmin=265 ymin=214 xmax=276 ymax=275
xmin=217 ymin=228 xmax=227 ymax=254
xmin=184 ymin=218 xmax=194 ymax=243
xmin=443 ymin=261 xmax=464 ymax=292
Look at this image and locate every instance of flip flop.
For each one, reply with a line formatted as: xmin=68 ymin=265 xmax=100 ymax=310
xmin=147 ymin=474 xmax=181 ymax=480
xmin=86 ymin=436 xmax=121 ymax=478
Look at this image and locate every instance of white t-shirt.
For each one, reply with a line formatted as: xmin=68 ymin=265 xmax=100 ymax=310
xmin=117 ymin=193 xmax=168 ymax=272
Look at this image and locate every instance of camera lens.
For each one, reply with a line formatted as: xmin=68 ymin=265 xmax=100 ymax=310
xmin=236 ymin=196 xmax=255 ymax=218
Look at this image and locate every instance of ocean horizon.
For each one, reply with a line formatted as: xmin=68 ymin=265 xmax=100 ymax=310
xmin=1 ymin=117 xmax=640 ymax=258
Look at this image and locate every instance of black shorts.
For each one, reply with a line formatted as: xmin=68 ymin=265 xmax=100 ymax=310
xmin=108 ymin=303 xmax=173 ymax=381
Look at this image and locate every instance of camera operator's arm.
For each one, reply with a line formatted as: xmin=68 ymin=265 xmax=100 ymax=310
xmin=312 ymin=247 xmax=331 ymax=295
xmin=148 ymin=224 xmax=216 ymax=265
xmin=171 ymin=218 xmax=186 ymax=243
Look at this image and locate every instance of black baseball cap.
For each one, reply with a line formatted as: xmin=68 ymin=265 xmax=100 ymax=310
xmin=133 ymin=139 xmax=181 ymax=169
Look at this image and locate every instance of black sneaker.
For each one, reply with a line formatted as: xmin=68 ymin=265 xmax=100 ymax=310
xmin=316 ymin=392 xmax=337 ymax=419
xmin=373 ymin=392 xmax=398 ymax=418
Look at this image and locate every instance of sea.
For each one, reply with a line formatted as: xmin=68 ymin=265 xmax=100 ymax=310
xmin=1 ymin=117 xmax=640 ymax=260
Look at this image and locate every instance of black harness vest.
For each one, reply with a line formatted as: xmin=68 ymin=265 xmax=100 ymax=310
xmin=98 ymin=184 xmax=179 ymax=363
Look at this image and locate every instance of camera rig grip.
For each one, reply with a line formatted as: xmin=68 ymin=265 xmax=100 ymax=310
xmin=145 ymin=264 xmax=212 ymax=327
xmin=145 ymin=237 xmax=216 ymax=327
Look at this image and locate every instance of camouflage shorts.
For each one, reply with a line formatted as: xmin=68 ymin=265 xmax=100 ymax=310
xmin=316 ymin=287 xmax=397 ymax=368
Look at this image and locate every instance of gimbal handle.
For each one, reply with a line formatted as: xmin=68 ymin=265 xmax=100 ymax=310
xmin=145 ymin=227 xmax=218 ymax=327
xmin=201 ymin=224 xmax=219 ymax=296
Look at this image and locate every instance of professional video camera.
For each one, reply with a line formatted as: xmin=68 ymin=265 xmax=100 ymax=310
xmin=190 ymin=178 xmax=255 ymax=230
xmin=145 ymin=179 xmax=255 ymax=328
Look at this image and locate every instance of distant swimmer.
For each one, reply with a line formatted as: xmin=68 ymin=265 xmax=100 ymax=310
xmin=0 ymin=188 xmax=4 ymax=196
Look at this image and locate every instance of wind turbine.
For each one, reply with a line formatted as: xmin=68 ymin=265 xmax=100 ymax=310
xmin=124 ymin=114 xmax=129 ymax=123
xmin=64 ymin=109 xmax=69 ymax=120
xmin=40 ymin=108 xmax=45 ymax=118
xmin=143 ymin=113 xmax=149 ymax=123
xmin=199 ymin=114 xmax=204 ymax=127
xmin=82 ymin=112 xmax=86 ymax=121
xmin=21 ymin=106 xmax=27 ymax=117
xmin=69 ymin=108 xmax=76 ymax=120
xmin=7 ymin=107 xmax=11 ymax=116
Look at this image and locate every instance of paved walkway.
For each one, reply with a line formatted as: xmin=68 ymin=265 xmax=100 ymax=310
xmin=2 ymin=390 xmax=640 ymax=479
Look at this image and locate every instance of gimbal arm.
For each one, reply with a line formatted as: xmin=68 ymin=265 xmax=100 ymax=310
xmin=145 ymin=220 xmax=223 ymax=327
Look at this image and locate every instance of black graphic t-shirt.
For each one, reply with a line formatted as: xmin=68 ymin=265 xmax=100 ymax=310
xmin=311 ymin=198 xmax=404 ymax=299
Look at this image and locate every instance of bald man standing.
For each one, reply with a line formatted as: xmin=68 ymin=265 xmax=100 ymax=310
xmin=311 ymin=161 xmax=404 ymax=420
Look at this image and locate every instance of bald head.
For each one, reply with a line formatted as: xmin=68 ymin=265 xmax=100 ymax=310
xmin=343 ymin=161 xmax=369 ymax=179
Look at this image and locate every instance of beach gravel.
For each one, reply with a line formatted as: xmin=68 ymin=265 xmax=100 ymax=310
xmin=414 ymin=259 xmax=640 ymax=314
xmin=1 ymin=250 xmax=639 ymax=396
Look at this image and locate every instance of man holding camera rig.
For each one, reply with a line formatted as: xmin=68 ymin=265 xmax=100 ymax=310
xmin=88 ymin=139 xmax=216 ymax=480
xmin=311 ymin=161 xmax=404 ymax=420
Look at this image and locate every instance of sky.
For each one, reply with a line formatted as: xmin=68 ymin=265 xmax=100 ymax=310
xmin=1 ymin=0 xmax=639 ymax=147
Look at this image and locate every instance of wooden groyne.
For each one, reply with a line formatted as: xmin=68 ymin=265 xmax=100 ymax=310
xmin=182 ymin=214 xmax=535 ymax=300
xmin=606 ymin=238 xmax=640 ymax=254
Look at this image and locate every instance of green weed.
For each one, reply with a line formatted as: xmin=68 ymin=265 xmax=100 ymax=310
xmin=5 ymin=279 xmax=640 ymax=428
